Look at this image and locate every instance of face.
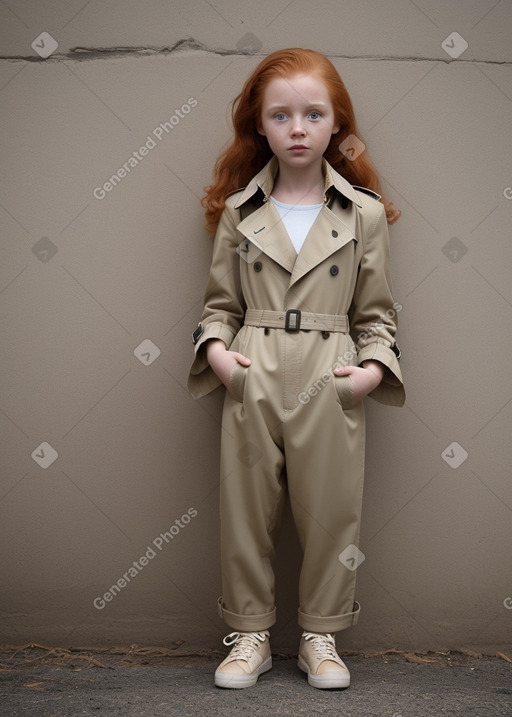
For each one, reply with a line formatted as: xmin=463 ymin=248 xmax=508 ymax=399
xmin=258 ymin=73 xmax=340 ymax=172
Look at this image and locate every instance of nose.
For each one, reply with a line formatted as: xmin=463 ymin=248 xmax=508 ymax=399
xmin=291 ymin=115 xmax=306 ymax=137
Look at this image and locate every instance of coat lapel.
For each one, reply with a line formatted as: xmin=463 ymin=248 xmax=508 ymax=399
xmin=236 ymin=201 xmax=297 ymax=274
xmin=290 ymin=204 xmax=357 ymax=287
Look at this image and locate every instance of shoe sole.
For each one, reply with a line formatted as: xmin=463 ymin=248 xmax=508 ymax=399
xmin=215 ymin=656 xmax=272 ymax=689
xmin=297 ymin=655 xmax=350 ymax=689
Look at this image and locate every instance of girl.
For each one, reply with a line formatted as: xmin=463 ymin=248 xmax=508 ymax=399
xmin=188 ymin=48 xmax=405 ymax=690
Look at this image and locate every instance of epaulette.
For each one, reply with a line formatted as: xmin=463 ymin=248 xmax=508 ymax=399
xmin=352 ymin=186 xmax=382 ymax=201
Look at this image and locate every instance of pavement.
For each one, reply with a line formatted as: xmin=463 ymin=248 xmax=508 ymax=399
xmin=1 ymin=646 xmax=511 ymax=716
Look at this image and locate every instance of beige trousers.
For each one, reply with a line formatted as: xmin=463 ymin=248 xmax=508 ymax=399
xmin=217 ymin=325 xmax=365 ymax=633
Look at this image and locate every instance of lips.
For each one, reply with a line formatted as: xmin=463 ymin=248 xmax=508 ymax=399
xmin=288 ymin=145 xmax=308 ymax=154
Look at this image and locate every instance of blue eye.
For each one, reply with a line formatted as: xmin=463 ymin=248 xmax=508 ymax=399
xmin=309 ymin=111 xmax=321 ymax=120
xmin=275 ymin=113 xmax=286 ymax=121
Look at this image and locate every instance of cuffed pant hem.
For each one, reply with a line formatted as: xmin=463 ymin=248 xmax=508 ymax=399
xmin=217 ymin=596 xmax=277 ymax=632
xmin=298 ymin=601 xmax=360 ymax=633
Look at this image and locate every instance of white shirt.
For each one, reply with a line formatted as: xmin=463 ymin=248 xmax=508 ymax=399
xmin=270 ymin=196 xmax=323 ymax=254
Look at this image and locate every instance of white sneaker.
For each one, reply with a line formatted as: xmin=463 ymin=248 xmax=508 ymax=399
xmin=298 ymin=631 xmax=350 ymax=689
xmin=215 ymin=630 xmax=272 ymax=688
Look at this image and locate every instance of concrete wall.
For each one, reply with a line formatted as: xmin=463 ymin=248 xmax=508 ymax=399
xmin=1 ymin=1 xmax=511 ymax=654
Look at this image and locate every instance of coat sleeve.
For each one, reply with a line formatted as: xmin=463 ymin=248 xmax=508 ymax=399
xmin=348 ymin=201 xmax=405 ymax=407
xmin=187 ymin=203 xmax=245 ymax=399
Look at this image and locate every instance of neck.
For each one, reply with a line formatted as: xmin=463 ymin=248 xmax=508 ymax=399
xmin=271 ymin=159 xmax=325 ymax=205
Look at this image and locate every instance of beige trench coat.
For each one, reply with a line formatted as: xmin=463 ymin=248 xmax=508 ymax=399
xmin=189 ymin=156 xmax=404 ymax=406
xmin=188 ymin=156 xmax=405 ymax=634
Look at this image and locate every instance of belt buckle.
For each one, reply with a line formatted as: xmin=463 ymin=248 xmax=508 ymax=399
xmin=285 ymin=308 xmax=301 ymax=332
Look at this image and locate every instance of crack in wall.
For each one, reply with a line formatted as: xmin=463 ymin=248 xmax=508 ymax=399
xmin=1 ymin=37 xmax=511 ymax=64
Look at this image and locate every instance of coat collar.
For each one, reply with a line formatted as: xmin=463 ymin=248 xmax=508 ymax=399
xmin=234 ymin=157 xmax=359 ymax=287
xmin=233 ymin=155 xmax=363 ymax=209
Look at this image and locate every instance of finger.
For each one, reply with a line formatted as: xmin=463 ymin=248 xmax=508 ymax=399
xmin=235 ymin=353 xmax=251 ymax=366
xmin=333 ymin=365 xmax=351 ymax=375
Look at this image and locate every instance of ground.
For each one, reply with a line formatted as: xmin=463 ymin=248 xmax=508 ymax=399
xmin=0 ymin=644 xmax=511 ymax=716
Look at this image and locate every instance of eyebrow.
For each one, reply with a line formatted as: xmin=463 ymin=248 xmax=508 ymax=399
xmin=266 ymin=102 xmax=328 ymax=111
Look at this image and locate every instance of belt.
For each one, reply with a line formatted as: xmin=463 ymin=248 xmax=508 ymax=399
xmin=244 ymin=309 xmax=349 ymax=333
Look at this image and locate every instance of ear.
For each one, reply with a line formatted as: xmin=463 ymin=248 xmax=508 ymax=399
xmin=332 ymin=121 xmax=341 ymax=135
xmin=257 ymin=124 xmax=266 ymax=136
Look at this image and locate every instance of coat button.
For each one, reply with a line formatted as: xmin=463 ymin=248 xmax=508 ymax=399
xmin=331 ymin=230 xmax=338 ymax=238
xmin=330 ymin=265 xmax=339 ymax=276
xmin=254 ymin=261 xmax=262 ymax=272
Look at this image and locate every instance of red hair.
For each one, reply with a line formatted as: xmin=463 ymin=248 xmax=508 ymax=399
xmin=202 ymin=48 xmax=401 ymax=233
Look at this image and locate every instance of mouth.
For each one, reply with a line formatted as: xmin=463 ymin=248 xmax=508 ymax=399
xmin=289 ymin=145 xmax=308 ymax=152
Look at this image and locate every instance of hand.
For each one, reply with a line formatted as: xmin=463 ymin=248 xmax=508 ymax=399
xmin=333 ymin=360 xmax=385 ymax=404
xmin=206 ymin=339 xmax=251 ymax=389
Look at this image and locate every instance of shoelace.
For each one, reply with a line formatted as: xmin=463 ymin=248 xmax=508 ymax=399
xmin=222 ymin=631 xmax=267 ymax=660
xmin=302 ymin=632 xmax=339 ymax=661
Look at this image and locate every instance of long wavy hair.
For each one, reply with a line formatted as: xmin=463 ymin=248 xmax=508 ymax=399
xmin=202 ymin=48 xmax=400 ymax=233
